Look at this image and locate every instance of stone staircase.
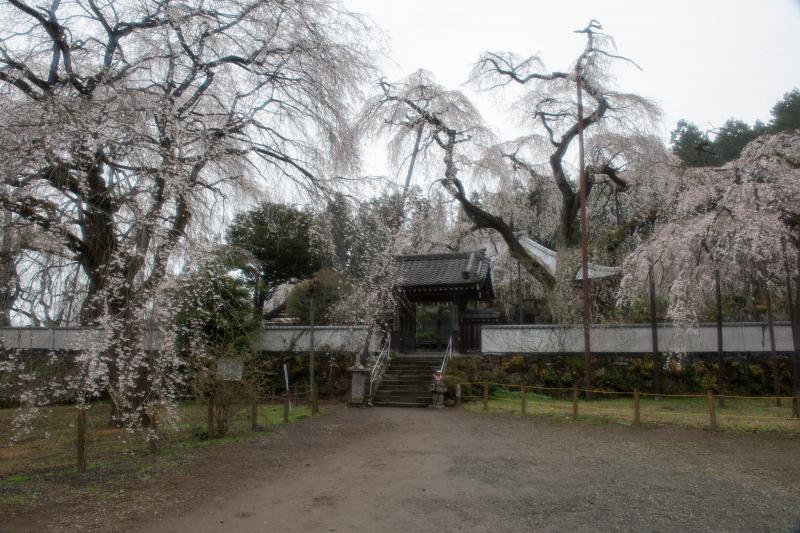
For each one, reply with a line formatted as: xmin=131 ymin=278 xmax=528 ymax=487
xmin=372 ymin=356 xmax=440 ymax=408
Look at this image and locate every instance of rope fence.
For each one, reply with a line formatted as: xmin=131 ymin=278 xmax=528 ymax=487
xmin=455 ymin=382 xmax=800 ymax=432
xmin=0 ymin=383 xmax=318 ymax=477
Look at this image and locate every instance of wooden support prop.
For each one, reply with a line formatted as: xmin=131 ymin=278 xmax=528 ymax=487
xmin=794 ymin=392 xmax=799 ymax=419
xmin=456 ymin=384 xmax=462 ymax=407
xmin=149 ymin=408 xmax=158 ymax=454
xmin=283 ymin=389 xmax=290 ymax=423
xmin=251 ymin=403 xmax=258 ymax=431
xmin=293 ymin=383 xmax=298 ymax=405
xmin=483 ymin=383 xmax=489 ymax=410
xmin=76 ymin=409 xmax=87 ymax=473
xmin=207 ymin=396 xmax=215 ymax=439
xmin=520 ymin=384 xmax=527 ymax=416
xmin=707 ymin=390 xmax=717 ymax=430
xmin=766 ymin=287 xmax=781 ymax=408
xmin=572 ymin=384 xmax=579 ymax=421
xmin=649 ymin=265 xmax=661 ymax=398
xmin=311 ymin=383 xmax=319 ymax=415
xmin=633 ymin=388 xmax=641 ymax=427
xmin=714 ymin=269 xmax=726 ymax=409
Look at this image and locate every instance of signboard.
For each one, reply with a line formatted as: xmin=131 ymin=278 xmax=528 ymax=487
xmin=217 ymin=359 xmax=243 ymax=381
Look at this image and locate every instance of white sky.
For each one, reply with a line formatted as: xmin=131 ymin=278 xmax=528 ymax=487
xmin=346 ymin=0 xmax=800 ymax=182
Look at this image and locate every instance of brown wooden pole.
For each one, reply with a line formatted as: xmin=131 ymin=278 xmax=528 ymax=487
xmin=766 ymin=286 xmax=781 ymax=407
xmin=251 ymin=403 xmax=258 ymax=431
xmin=283 ymin=389 xmax=290 ymax=423
xmin=633 ymin=388 xmax=641 ymax=427
xmin=572 ymin=383 xmax=579 ymax=421
xmin=312 ymin=383 xmax=319 ymax=414
xmin=456 ymin=383 xmax=462 ymax=407
xmin=795 ymin=251 xmax=800 ymax=417
xmin=207 ymin=396 xmax=215 ymax=439
xmin=707 ymin=389 xmax=717 ymax=430
xmin=649 ymin=265 xmax=661 ymax=397
xmin=517 ymin=262 xmax=523 ymax=324
xmin=482 ymin=383 xmax=489 ymax=410
xmin=293 ymin=382 xmax=298 ymax=405
xmin=714 ymin=269 xmax=725 ymax=408
xmin=794 ymin=392 xmax=799 ymax=420
xmin=520 ymin=383 xmax=527 ymax=416
xmin=309 ymin=286 xmax=319 ymax=415
xmin=76 ymin=409 xmax=87 ymax=473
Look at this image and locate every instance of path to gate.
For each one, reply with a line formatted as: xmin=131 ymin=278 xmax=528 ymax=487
xmin=134 ymin=407 xmax=800 ymax=532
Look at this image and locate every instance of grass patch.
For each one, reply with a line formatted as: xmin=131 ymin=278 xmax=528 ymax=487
xmin=0 ymin=493 xmax=38 ymax=505
xmin=462 ymin=389 xmax=800 ymax=433
xmin=4 ymin=474 xmax=31 ymax=484
xmin=0 ymin=401 xmax=319 ymax=479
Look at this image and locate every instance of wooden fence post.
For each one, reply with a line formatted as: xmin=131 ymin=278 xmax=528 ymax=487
xmin=76 ymin=409 xmax=87 ymax=473
xmin=207 ymin=395 xmax=215 ymax=439
xmin=707 ymin=389 xmax=717 ymax=430
xmin=293 ymin=383 xmax=298 ymax=405
xmin=572 ymin=384 xmax=579 ymax=421
xmin=633 ymin=388 xmax=641 ymax=427
xmin=794 ymin=392 xmax=799 ymax=419
xmin=482 ymin=383 xmax=489 ymax=410
xmin=520 ymin=384 xmax=527 ymax=416
xmin=283 ymin=389 xmax=290 ymax=423
xmin=311 ymin=383 xmax=319 ymax=415
xmin=456 ymin=383 xmax=462 ymax=407
xmin=149 ymin=408 xmax=158 ymax=454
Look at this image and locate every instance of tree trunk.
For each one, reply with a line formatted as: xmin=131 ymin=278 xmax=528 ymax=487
xmin=0 ymin=210 xmax=18 ymax=327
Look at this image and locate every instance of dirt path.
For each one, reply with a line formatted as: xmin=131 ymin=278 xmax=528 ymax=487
xmin=128 ymin=407 xmax=800 ymax=533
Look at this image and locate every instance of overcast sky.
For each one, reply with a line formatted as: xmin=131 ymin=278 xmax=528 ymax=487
xmin=346 ymin=0 xmax=800 ymax=181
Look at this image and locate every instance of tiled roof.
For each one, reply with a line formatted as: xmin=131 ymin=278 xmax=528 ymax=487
xmin=395 ymin=249 xmax=491 ymax=289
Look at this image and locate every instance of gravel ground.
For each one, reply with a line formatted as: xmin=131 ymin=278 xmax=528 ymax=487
xmin=5 ymin=406 xmax=800 ymax=532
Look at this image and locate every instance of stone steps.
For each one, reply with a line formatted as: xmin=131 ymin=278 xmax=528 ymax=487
xmin=371 ymin=356 xmax=442 ymax=408
xmin=372 ymin=400 xmax=429 ymax=408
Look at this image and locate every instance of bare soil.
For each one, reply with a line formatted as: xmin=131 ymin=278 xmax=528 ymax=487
xmin=3 ymin=406 xmax=800 ymax=532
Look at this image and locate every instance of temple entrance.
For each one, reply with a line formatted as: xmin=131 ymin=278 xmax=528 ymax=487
xmin=414 ymin=304 xmax=452 ymax=351
xmin=391 ymin=250 xmax=497 ymax=354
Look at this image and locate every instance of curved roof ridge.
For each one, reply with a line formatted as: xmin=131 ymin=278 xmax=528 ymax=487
xmin=395 ymin=249 xmax=485 ymax=262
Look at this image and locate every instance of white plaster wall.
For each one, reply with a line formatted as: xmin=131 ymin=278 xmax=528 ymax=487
xmin=1 ymin=328 xmax=163 ymax=352
xmin=481 ymin=322 xmax=794 ymax=354
xmin=1 ymin=324 xmax=790 ymax=355
xmin=256 ymin=326 xmax=378 ymax=353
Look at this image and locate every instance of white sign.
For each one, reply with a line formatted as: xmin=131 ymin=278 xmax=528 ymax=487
xmin=217 ymin=359 xmax=243 ymax=381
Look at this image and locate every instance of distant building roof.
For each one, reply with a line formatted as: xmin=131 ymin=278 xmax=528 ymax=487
xmin=395 ymin=250 xmax=493 ymax=301
xmin=517 ymin=235 xmax=621 ymax=280
xmin=262 ymin=279 xmax=299 ymax=318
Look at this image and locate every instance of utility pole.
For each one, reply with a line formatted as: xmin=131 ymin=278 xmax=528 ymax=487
xmin=576 ymin=64 xmax=592 ymax=397
xmin=309 ymin=281 xmax=319 ymax=414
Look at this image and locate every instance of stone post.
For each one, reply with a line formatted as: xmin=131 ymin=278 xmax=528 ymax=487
xmin=349 ymin=363 xmax=370 ymax=407
xmin=430 ymin=380 xmax=447 ymax=409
